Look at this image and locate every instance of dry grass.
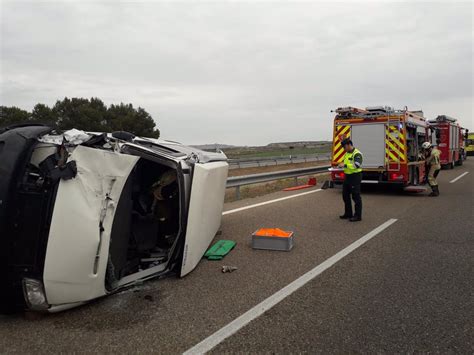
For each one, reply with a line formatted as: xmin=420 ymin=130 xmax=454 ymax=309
xmin=225 ymin=172 xmax=331 ymax=203
xmin=228 ymin=160 xmax=330 ymax=177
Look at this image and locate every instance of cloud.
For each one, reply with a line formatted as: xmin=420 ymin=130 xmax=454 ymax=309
xmin=1 ymin=1 xmax=472 ymax=145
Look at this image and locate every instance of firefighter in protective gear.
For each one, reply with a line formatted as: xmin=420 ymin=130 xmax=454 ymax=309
xmin=422 ymin=141 xmax=441 ymax=197
xmin=338 ymin=138 xmax=363 ymax=222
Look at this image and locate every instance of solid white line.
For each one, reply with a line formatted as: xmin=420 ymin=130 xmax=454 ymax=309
xmin=183 ymin=218 xmax=398 ymax=355
xmin=449 ymin=171 xmax=469 ymax=183
xmin=222 ymin=189 xmax=322 ymax=215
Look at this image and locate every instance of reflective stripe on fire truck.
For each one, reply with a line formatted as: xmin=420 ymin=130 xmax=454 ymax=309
xmin=385 ymin=124 xmax=407 ymax=163
xmin=333 ymin=125 xmax=351 ymax=163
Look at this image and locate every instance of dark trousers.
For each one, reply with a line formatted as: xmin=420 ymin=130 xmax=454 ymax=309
xmin=342 ymin=172 xmax=362 ymax=218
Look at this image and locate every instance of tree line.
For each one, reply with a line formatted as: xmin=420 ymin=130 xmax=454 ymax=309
xmin=0 ymin=97 xmax=160 ymax=138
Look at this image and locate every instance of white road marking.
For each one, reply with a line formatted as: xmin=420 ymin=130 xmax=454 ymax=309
xmin=184 ymin=218 xmax=398 ymax=355
xmin=449 ymin=171 xmax=469 ymax=183
xmin=222 ymin=189 xmax=322 ymax=215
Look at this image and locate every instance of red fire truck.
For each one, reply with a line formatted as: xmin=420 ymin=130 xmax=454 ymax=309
xmin=330 ymin=106 xmax=429 ymax=190
xmin=427 ymin=115 xmax=466 ymax=169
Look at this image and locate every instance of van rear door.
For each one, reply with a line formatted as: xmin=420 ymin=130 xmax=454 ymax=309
xmin=180 ymin=162 xmax=229 ymax=276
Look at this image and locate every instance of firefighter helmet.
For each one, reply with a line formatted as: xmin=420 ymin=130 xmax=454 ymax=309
xmin=421 ymin=142 xmax=432 ymax=150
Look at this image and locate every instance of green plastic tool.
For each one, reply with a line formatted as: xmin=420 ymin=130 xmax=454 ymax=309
xmin=204 ymin=240 xmax=236 ymax=260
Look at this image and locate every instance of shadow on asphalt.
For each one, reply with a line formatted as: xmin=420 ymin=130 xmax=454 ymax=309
xmin=362 ymin=184 xmax=422 ymax=196
xmin=334 ymin=184 xmax=429 ymax=197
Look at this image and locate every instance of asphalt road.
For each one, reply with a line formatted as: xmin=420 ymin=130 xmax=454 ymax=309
xmin=1 ymin=159 xmax=472 ymax=354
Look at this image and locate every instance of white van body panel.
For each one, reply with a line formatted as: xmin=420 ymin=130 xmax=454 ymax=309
xmin=43 ymin=146 xmax=138 ymax=305
xmin=181 ymin=162 xmax=229 ymax=276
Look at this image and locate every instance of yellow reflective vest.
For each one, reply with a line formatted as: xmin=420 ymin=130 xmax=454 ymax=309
xmin=343 ymin=148 xmax=363 ymax=174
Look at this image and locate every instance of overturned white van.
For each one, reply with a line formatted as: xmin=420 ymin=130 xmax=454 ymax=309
xmin=0 ymin=124 xmax=228 ymax=313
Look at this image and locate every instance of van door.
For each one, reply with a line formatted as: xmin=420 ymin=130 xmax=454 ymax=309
xmin=180 ymin=162 xmax=229 ymax=276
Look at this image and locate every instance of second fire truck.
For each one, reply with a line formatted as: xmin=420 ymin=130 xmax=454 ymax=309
xmin=427 ymin=115 xmax=466 ymax=168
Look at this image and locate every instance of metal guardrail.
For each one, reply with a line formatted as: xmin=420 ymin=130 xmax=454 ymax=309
xmin=228 ymin=153 xmax=331 ymax=169
xmin=226 ymin=165 xmax=331 ymax=199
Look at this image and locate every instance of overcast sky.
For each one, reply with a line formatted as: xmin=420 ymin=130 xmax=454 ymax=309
xmin=1 ymin=1 xmax=472 ymax=145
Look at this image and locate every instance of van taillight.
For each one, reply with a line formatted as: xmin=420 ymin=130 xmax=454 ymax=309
xmin=335 ymin=172 xmax=345 ymax=179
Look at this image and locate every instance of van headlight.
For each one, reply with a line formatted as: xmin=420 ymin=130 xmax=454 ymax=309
xmin=22 ymin=278 xmax=49 ymax=311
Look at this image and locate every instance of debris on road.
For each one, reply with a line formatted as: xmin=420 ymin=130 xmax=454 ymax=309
xmin=204 ymin=240 xmax=236 ymax=260
xmin=221 ymin=265 xmax=238 ymax=273
xmin=144 ymin=295 xmax=154 ymax=302
xmin=252 ymin=228 xmax=294 ymax=251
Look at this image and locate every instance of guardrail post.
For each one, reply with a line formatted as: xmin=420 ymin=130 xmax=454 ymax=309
xmin=294 ymin=176 xmax=298 ymax=185
xmin=236 ymin=186 xmax=241 ymax=200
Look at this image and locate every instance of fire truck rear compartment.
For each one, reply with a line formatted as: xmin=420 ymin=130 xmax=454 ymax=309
xmin=350 ymin=124 xmax=386 ymax=168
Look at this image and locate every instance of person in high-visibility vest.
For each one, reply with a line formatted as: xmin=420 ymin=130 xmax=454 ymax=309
xmin=338 ymin=138 xmax=363 ymax=222
xmin=421 ymin=141 xmax=441 ymax=196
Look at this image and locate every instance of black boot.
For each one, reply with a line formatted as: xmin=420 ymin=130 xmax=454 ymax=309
xmin=340 ymin=214 xmax=353 ymax=219
xmin=429 ymin=185 xmax=439 ymax=197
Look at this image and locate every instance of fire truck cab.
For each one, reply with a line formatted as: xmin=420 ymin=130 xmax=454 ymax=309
xmin=465 ymin=131 xmax=474 ymax=156
xmin=330 ymin=106 xmax=429 ymax=189
xmin=427 ymin=115 xmax=466 ymax=169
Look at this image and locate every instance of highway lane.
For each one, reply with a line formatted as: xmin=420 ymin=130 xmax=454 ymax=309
xmin=210 ymin=160 xmax=474 ymax=353
xmin=0 ymin=159 xmax=472 ymax=353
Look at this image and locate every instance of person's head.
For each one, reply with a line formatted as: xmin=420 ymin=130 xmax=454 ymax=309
xmin=421 ymin=141 xmax=432 ymax=152
xmin=341 ymin=138 xmax=354 ymax=152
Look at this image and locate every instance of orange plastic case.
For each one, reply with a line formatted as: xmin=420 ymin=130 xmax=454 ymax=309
xmin=252 ymin=228 xmax=294 ymax=251
xmin=253 ymin=228 xmax=292 ymax=238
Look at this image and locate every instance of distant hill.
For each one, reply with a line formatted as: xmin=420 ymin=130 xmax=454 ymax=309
xmin=193 ymin=141 xmax=331 ymax=151
xmin=267 ymin=141 xmax=331 ymax=149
